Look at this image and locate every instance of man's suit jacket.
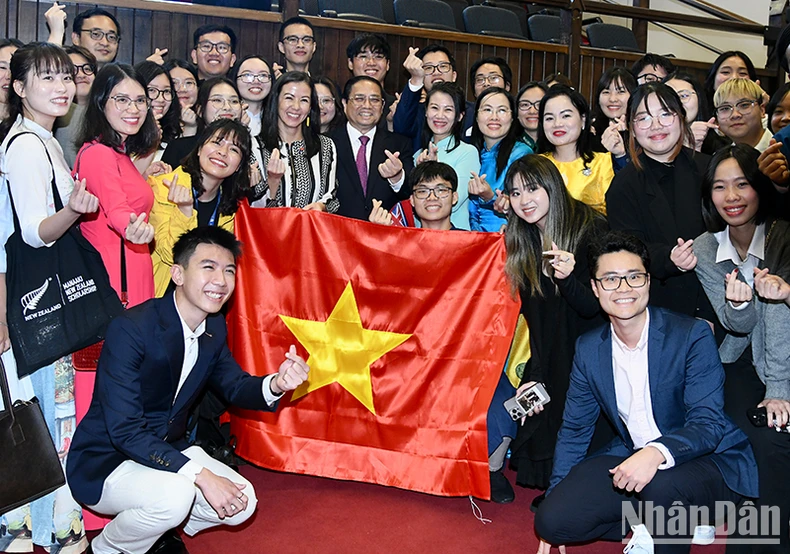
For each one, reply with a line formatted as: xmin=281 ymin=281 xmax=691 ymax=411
xmin=549 ymin=307 xmax=758 ymax=499
xmin=66 ymin=296 xmax=274 ymax=506
xmin=330 ymin=124 xmax=414 ymax=220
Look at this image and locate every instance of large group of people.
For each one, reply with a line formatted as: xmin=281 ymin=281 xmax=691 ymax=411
xmin=0 ymin=5 xmax=789 ymax=554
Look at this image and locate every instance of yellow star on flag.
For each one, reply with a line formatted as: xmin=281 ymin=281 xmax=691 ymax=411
xmin=279 ymin=282 xmax=412 ymax=414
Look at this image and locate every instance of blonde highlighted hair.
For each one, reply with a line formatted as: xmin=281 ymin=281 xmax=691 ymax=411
xmin=713 ymin=78 xmax=763 ymax=108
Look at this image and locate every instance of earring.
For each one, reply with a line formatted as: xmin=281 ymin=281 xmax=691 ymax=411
xmin=306 ymin=116 xmax=310 ymax=127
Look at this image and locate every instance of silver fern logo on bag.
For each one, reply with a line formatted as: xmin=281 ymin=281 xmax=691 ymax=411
xmin=21 ymin=278 xmax=62 ymax=321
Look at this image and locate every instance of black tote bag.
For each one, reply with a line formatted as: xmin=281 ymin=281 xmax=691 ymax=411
xmin=4 ymin=132 xmax=123 ymax=377
xmin=0 ymin=358 xmax=66 ymax=513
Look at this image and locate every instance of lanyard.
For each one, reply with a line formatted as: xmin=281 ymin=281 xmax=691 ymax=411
xmin=194 ymin=187 xmax=221 ymax=227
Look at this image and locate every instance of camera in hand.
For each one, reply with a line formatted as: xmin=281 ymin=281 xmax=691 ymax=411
xmin=747 ymin=406 xmax=790 ymax=433
xmin=504 ymin=383 xmax=551 ymax=421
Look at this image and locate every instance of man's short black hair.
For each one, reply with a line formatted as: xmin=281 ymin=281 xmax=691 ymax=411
xmin=73 ymin=8 xmax=121 ymax=36
xmin=193 ymin=24 xmax=237 ymax=53
xmin=777 ymin=23 xmax=790 ymax=73
xmin=470 ymin=57 xmax=513 ymax=89
xmin=279 ymin=16 xmax=314 ymax=42
xmin=588 ymin=231 xmax=651 ymax=279
xmin=417 ymin=44 xmax=456 ymax=71
xmin=173 ymin=227 xmax=242 ymax=267
xmin=346 ymin=33 xmax=391 ymax=61
xmin=630 ymin=53 xmax=675 ymax=79
xmin=409 ymin=161 xmax=458 ymax=192
xmin=342 ymin=75 xmax=384 ymax=100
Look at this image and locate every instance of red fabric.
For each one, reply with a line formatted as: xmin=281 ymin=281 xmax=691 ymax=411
xmin=227 ymin=206 xmax=519 ymax=499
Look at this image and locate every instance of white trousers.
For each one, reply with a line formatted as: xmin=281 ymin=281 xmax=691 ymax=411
xmin=89 ymin=445 xmax=257 ymax=554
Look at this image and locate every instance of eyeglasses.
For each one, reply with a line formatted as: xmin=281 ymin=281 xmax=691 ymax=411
xmin=423 ymin=62 xmax=452 ymax=75
xmin=147 ymin=87 xmax=173 ymax=101
xmin=196 ymin=41 xmax=231 ymax=55
xmin=237 ymin=72 xmax=272 ymax=84
xmin=208 ymin=96 xmax=241 ymax=109
xmin=594 ymin=272 xmax=648 ymax=291
xmin=518 ymin=100 xmax=541 ymax=112
xmin=637 ymin=73 xmax=661 ymax=84
xmin=633 ymin=111 xmax=676 ymax=130
xmin=474 ymin=74 xmax=504 ymax=87
xmin=715 ymin=99 xmax=758 ymax=120
xmin=172 ymin=78 xmax=197 ymax=91
xmin=479 ymin=106 xmax=511 ymax=117
xmin=110 ymin=95 xmax=149 ymax=111
xmin=282 ymin=35 xmax=315 ymax=46
xmin=318 ymin=96 xmax=335 ymax=107
xmin=73 ymin=63 xmax=95 ymax=76
xmin=81 ymin=29 xmax=120 ymax=44
xmin=349 ymin=94 xmax=383 ymax=107
xmin=413 ymin=186 xmax=453 ymax=199
xmin=675 ymin=90 xmax=696 ymax=103
xmin=356 ymin=52 xmax=386 ymax=62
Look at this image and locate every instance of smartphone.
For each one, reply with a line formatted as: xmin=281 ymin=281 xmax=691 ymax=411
xmin=504 ymin=383 xmax=551 ymax=421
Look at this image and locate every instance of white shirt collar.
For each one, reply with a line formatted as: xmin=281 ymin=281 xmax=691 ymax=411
xmin=19 ymin=115 xmax=54 ymax=140
xmin=714 ymin=223 xmax=765 ymax=265
xmin=347 ymin=121 xmax=377 ymax=145
xmin=611 ymin=308 xmax=650 ymax=353
xmin=755 ymin=128 xmax=773 ymax=153
xmin=172 ymin=293 xmax=207 ymax=341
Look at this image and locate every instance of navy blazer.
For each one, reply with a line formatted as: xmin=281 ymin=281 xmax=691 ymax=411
xmin=330 ymin=124 xmax=414 ymax=221
xmin=549 ymin=307 xmax=758 ymax=499
xmin=67 ymin=296 xmax=274 ymax=506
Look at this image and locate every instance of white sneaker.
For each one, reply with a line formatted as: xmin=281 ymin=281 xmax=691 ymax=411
xmin=691 ymin=525 xmax=716 ymax=545
xmin=624 ymin=524 xmax=654 ymax=554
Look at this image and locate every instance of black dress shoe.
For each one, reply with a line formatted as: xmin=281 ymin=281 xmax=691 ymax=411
xmin=489 ymin=469 xmax=515 ymax=503
xmin=146 ymin=530 xmax=189 ymax=554
xmin=530 ymin=492 xmax=546 ymax=513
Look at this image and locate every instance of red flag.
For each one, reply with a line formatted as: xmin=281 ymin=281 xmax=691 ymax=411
xmin=227 ymin=205 xmax=519 ymax=499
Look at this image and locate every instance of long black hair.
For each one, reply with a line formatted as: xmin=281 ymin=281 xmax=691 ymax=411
xmin=537 ymin=85 xmax=595 ymax=169
xmin=471 ymin=87 xmax=523 ymax=180
xmin=420 ymin=82 xmax=466 ymax=154
xmin=194 ymin=77 xmax=241 ymax=134
xmin=626 ymin=82 xmax=691 ymax=170
xmin=77 ymin=63 xmax=159 ymax=157
xmin=591 ymin=67 xmax=636 ymax=138
xmin=0 ymin=42 xmax=74 ymax=144
xmin=181 ymin=118 xmax=252 ymax=216
xmin=662 ymin=70 xmax=711 ymax=122
xmin=135 ymin=60 xmax=181 ymax=143
xmin=703 ymin=51 xmax=757 ymax=108
xmin=313 ymin=75 xmax=344 ymax=134
xmin=260 ymin=71 xmax=320 ymax=159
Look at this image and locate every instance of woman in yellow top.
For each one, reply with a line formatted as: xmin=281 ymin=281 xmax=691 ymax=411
xmin=148 ymin=118 xmax=252 ymax=296
xmin=537 ymin=85 xmax=621 ymax=215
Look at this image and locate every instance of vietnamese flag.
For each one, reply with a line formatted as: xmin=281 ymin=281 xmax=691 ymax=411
xmin=227 ymin=205 xmax=519 ymax=499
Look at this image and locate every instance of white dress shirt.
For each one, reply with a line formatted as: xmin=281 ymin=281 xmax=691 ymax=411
xmin=714 ymin=223 xmax=765 ymax=289
xmin=346 ymin=122 xmax=405 ymax=192
xmin=611 ymin=309 xmax=675 ymax=469
xmin=172 ymin=294 xmax=281 ymax=480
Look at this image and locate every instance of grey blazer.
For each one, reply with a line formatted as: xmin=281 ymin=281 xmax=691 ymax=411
xmin=694 ymin=221 xmax=790 ymax=401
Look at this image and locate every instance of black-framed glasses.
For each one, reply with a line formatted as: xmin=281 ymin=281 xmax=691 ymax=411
xmin=197 ymin=41 xmax=231 ymax=55
xmin=73 ymin=63 xmax=95 ymax=76
xmin=110 ymin=95 xmax=149 ymax=111
xmin=423 ymin=62 xmax=452 ymax=75
xmin=413 ymin=186 xmax=453 ymax=199
xmin=147 ymin=87 xmax=173 ymax=101
xmin=518 ymin=100 xmax=541 ymax=112
xmin=81 ymin=29 xmax=120 ymax=44
xmin=594 ymin=273 xmax=648 ymax=291
xmin=237 ymin=72 xmax=272 ymax=84
xmin=633 ymin=111 xmax=676 ymax=130
xmin=715 ymin=100 xmax=758 ymax=120
xmin=282 ymin=35 xmax=315 ymax=46
xmin=637 ymin=73 xmax=661 ymax=84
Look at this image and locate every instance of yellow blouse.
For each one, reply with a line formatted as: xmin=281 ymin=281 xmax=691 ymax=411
xmin=543 ymin=152 xmax=614 ymax=215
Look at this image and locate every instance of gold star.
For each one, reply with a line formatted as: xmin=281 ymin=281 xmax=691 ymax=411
xmin=280 ymin=282 xmax=412 ymax=414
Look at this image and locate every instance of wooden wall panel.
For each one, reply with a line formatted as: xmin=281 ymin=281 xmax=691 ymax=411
xmin=0 ymin=0 xmax=777 ymax=106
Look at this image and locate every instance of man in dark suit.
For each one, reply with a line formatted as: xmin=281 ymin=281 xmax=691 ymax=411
xmin=66 ymin=227 xmax=309 ymax=554
xmin=331 ymin=76 xmax=414 ymax=221
xmin=535 ymin=232 xmax=758 ymax=554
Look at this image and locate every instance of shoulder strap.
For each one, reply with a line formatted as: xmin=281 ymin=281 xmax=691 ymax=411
xmin=5 ymin=131 xmax=62 ymax=210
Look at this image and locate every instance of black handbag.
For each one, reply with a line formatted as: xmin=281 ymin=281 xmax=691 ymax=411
xmin=0 ymin=357 xmax=66 ymax=514
xmin=4 ymin=132 xmax=123 ymax=377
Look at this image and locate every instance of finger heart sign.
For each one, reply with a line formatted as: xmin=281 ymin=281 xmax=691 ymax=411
xmin=378 ymin=149 xmax=403 ymax=180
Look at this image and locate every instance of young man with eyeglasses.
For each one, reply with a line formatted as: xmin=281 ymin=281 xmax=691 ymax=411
xmin=534 ymin=231 xmax=757 ymax=554
xmin=393 ymin=45 xmax=474 ymax=150
xmin=470 ymin=57 xmax=512 ymax=99
xmin=277 ymin=17 xmax=315 ymax=75
xmin=191 ymin=24 xmax=237 ymax=81
xmin=631 ymin=54 xmax=676 ymax=86
xmin=331 ymin=76 xmax=414 ymax=221
xmin=714 ymin=78 xmax=772 ymax=152
xmin=71 ymin=8 xmax=121 ymax=67
xmin=346 ymin=33 xmax=396 ymax=118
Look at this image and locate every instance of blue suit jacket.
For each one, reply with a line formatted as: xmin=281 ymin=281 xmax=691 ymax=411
xmin=548 ymin=307 xmax=758 ymax=499
xmin=66 ymin=296 xmax=275 ymax=506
